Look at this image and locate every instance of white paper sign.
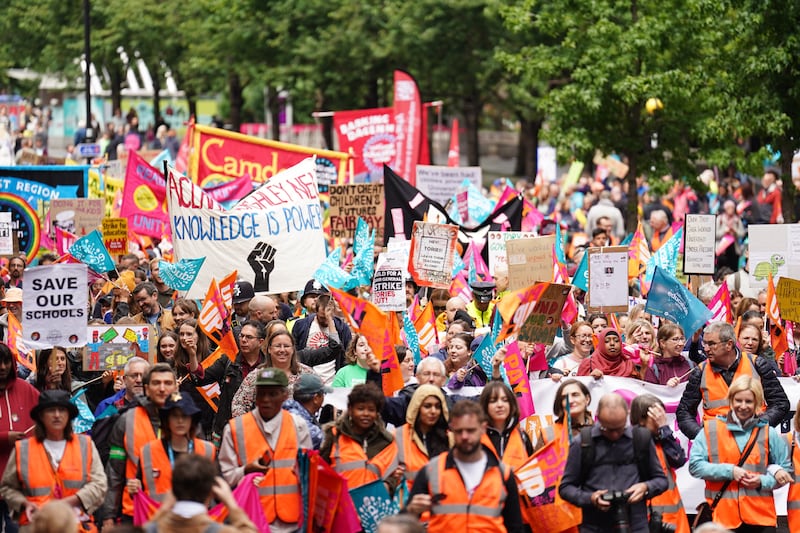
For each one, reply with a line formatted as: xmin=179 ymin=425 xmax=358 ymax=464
xmin=0 ymin=212 xmax=12 ymax=256
xmin=371 ymin=252 xmax=406 ymax=311
xmin=748 ymin=224 xmax=800 ymax=288
xmin=22 ymin=263 xmax=88 ymax=348
xmin=168 ymin=158 xmax=327 ymax=299
xmin=683 ymin=214 xmax=716 ymax=275
xmin=415 ymin=165 xmax=482 ymax=205
xmin=587 ymin=246 xmax=629 ymax=312
xmin=487 ymin=231 xmax=539 ymax=275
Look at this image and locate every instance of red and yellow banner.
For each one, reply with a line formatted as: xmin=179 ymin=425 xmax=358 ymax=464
xmin=190 ymin=124 xmax=349 ymax=187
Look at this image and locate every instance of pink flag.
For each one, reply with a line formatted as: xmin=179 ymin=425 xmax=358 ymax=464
xmin=393 ymin=70 xmax=422 ymax=185
xmin=447 ymin=118 xmax=460 ymax=167
xmin=716 ymin=233 xmax=736 ymax=256
xmin=522 ymin=198 xmax=545 ymax=232
xmin=120 ymin=151 xmax=169 ymax=238
xmin=205 ymin=173 xmax=254 ymax=205
xmin=463 ymin=241 xmax=490 ymax=281
xmin=457 ymin=190 xmax=469 ymax=223
xmin=552 ymin=250 xmax=578 ymax=325
xmin=504 ymin=341 xmax=535 ymax=417
xmin=708 ymin=282 xmax=733 ymax=324
xmin=55 ymin=226 xmax=77 ymax=256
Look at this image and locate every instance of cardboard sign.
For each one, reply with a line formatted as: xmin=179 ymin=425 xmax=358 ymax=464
xmin=587 ymin=246 xmax=629 ymax=313
xmin=415 ymin=165 xmax=482 ymax=206
xmin=49 ymin=198 xmax=104 ymax=240
xmin=0 ymin=212 xmax=13 ymax=256
xmin=487 ymin=231 xmax=538 ymax=275
xmin=777 ymin=277 xmax=800 ymax=323
xmin=506 ymin=235 xmax=555 ymax=291
xmin=102 ymin=218 xmax=128 ymax=255
xmin=408 ymin=221 xmax=459 ymax=288
xmin=83 ymin=325 xmax=155 ymax=371
xmin=683 ymin=214 xmax=716 ymax=275
xmin=371 ymin=252 xmax=406 ymax=312
xmin=518 ymin=283 xmax=571 ymax=344
xmin=329 ymin=183 xmax=384 ymax=240
xmin=748 ymin=224 xmax=800 ymax=287
xmin=22 ymin=264 xmax=88 ymax=348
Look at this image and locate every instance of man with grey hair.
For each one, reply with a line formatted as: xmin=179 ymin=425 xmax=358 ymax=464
xmin=93 ymin=356 xmax=151 ymax=417
xmin=648 ymin=209 xmax=672 ymax=251
xmin=676 ymin=321 xmax=789 ymax=439
xmin=696 ymin=281 xmax=719 ymax=306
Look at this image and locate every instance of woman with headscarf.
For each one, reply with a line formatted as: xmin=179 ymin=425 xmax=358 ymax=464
xmin=394 ymin=385 xmax=450 ymax=489
xmin=576 ymin=328 xmax=640 ymax=379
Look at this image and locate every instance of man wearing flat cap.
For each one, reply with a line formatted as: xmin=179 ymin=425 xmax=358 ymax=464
xmin=467 ymin=281 xmax=496 ymax=330
xmin=219 ymin=367 xmax=312 ymax=533
xmin=283 ymin=373 xmax=331 ymax=450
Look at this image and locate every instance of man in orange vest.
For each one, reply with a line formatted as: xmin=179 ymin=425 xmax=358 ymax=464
xmin=405 ymin=399 xmax=524 ymax=533
xmin=676 ymin=322 xmax=789 ymax=440
xmin=218 ymin=367 xmax=312 ymax=533
xmin=101 ymin=363 xmax=177 ymax=528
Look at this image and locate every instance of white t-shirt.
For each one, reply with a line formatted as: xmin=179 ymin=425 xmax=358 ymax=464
xmin=43 ymin=439 xmax=67 ymax=469
xmin=307 ymin=319 xmax=338 ymax=385
xmin=454 ymin=454 xmax=488 ymax=494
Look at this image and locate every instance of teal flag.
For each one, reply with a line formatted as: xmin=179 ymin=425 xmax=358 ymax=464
xmin=68 ymin=229 xmax=115 ymax=273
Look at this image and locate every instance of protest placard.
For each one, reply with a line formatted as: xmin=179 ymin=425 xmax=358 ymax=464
xmin=22 ymin=264 xmax=88 ymax=348
xmin=683 ymin=214 xmax=716 ymax=275
xmin=49 ymin=198 xmax=104 ymax=239
xmin=415 ymin=165 xmax=482 ymax=206
xmin=748 ymin=224 xmax=800 ymax=287
xmin=506 ymin=235 xmax=555 ymax=291
xmin=329 ymin=183 xmax=384 ymax=240
xmin=169 ymin=158 xmax=327 ymax=299
xmin=102 ymin=218 xmax=128 ymax=255
xmin=371 ymin=252 xmax=406 ymax=311
xmin=518 ymin=283 xmax=571 ymax=344
xmin=587 ymin=246 xmax=629 ymax=313
xmin=0 ymin=212 xmax=13 ymax=256
xmin=83 ymin=325 xmax=155 ymax=371
xmin=408 ymin=221 xmax=459 ymax=288
xmin=777 ymin=277 xmax=800 ymax=323
xmin=487 ymin=231 xmax=538 ymax=275
xmin=333 ymin=107 xmax=395 ymax=183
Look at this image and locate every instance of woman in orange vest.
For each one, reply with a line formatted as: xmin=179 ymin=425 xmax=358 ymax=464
xmin=320 ymin=383 xmax=400 ymax=492
xmin=630 ymin=394 xmax=689 ymax=533
xmin=479 ymin=381 xmax=533 ymax=469
xmin=0 ymin=390 xmax=106 ymax=532
xmin=394 ymin=384 xmax=451 ymax=487
xmin=134 ymin=392 xmax=216 ymax=503
xmin=688 ymin=375 xmax=792 ymax=532
xmin=786 ymin=400 xmax=800 ymax=531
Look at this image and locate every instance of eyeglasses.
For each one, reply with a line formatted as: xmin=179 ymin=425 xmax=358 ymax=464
xmin=574 ymin=334 xmax=593 ymax=340
xmin=239 ymin=334 xmax=262 ymax=341
xmin=669 ymin=337 xmax=686 ymax=343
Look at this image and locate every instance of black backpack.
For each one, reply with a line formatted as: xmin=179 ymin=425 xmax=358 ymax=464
xmin=579 ymin=425 xmax=653 ymax=483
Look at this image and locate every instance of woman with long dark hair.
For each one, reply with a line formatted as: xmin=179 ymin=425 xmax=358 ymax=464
xmin=33 ymin=347 xmax=71 ymax=393
xmin=479 ymin=381 xmax=533 ymax=469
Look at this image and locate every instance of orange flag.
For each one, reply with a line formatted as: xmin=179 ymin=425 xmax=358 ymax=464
xmin=198 ymin=276 xmax=238 ymax=362
xmin=6 ymin=313 xmax=35 ymax=372
xmin=766 ymin=273 xmax=789 ymax=358
xmin=329 ymin=287 xmax=404 ymax=396
xmin=413 ymin=301 xmax=438 ymax=355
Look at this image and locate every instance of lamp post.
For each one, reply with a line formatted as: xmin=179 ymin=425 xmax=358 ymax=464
xmin=83 ymin=0 xmax=93 ymax=142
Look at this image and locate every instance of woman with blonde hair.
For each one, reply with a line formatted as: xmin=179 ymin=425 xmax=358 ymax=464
xmin=689 ymin=376 xmax=791 ymax=531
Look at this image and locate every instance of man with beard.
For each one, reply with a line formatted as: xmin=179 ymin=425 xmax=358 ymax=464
xmin=292 ymin=293 xmax=352 ymax=383
xmin=4 ymin=257 xmax=25 ymax=289
xmin=148 ymin=258 xmax=175 ymax=309
xmin=406 ymin=399 xmax=524 ymax=532
xmin=131 ymin=282 xmax=175 ymax=337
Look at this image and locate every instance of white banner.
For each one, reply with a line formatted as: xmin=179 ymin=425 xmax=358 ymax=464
xmin=22 ymin=264 xmax=88 ymax=348
xmin=168 ymin=158 xmax=326 ymax=299
xmin=415 ymin=165 xmax=482 ymax=206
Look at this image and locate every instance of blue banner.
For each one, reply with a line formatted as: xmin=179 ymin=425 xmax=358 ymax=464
xmin=645 ymin=227 xmax=683 ymax=283
xmin=349 ymin=480 xmax=400 ymax=533
xmin=158 ymin=258 xmax=206 ymax=291
xmin=344 ymin=217 xmax=375 ymax=290
xmin=313 ymin=247 xmax=355 ymax=290
xmin=572 ymin=252 xmax=588 ymax=292
xmin=645 ymin=266 xmax=713 ymax=335
xmin=69 ymin=229 xmax=115 ymax=273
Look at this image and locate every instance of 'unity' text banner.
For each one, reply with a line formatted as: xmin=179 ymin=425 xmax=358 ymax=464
xmin=168 ymin=158 xmax=327 ymax=299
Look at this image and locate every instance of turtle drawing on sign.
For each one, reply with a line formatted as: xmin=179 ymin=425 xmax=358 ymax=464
xmin=753 ymin=253 xmax=785 ymax=281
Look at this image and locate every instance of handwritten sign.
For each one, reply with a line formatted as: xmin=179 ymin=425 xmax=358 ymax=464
xmin=415 ymin=165 xmax=482 ymax=206
xmin=777 ymin=277 xmax=800 ymax=323
xmin=683 ymin=214 xmax=716 ymax=275
xmin=587 ymin=246 xmax=629 ymax=313
xmin=487 ymin=231 xmax=538 ymax=275
xmin=506 ymin=235 xmax=555 ymax=291
xmin=102 ymin=218 xmax=128 ymax=255
xmin=83 ymin=325 xmax=155 ymax=371
xmin=408 ymin=221 xmax=458 ymax=289
xmin=49 ymin=198 xmax=104 ymax=240
xmin=329 ymin=183 xmax=384 ymax=240
xmin=518 ymin=283 xmax=571 ymax=344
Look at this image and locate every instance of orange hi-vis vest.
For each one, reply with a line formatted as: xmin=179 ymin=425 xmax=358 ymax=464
xmin=481 ymin=428 xmax=529 ymax=469
xmin=15 ymin=434 xmax=94 ymax=526
xmin=699 ymin=353 xmax=759 ymax=421
xmin=704 ymin=419 xmax=775 ymax=529
xmin=330 ymin=427 xmax=399 ymax=490
xmin=122 ymin=406 xmax=158 ymax=517
xmin=425 ymin=453 xmax=510 ymax=533
xmin=140 ymin=438 xmax=216 ymax=502
xmin=229 ymin=410 xmax=301 ymax=524
xmin=394 ymin=425 xmax=432 ymax=484
xmin=651 ymin=443 xmax=689 ymax=533
xmin=786 ymin=433 xmax=800 ymax=531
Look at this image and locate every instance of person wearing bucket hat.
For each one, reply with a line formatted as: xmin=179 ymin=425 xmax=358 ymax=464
xmin=283 ymin=373 xmax=332 ymax=450
xmin=219 ymin=367 xmax=312 ymax=532
xmin=0 ymin=390 xmax=107 ymax=531
xmin=134 ymin=392 xmax=216 ymax=503
xmin=466 ymin=280 xmax=496 ymax=329
xmin=0 ymin=287 xmax=23 ymax=345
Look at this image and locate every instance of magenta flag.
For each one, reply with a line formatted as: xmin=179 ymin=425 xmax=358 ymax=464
xmin=504 ymin=341 xmax=536 ymax=417
xmin=393 ymin=70 xmax=422 ymax=185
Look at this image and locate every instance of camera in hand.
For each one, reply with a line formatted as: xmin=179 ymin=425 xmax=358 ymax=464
xmin=600 ymin=491 xmax=632 ymax=533
xmin=648 ymin=510 xmax=676 ymax=533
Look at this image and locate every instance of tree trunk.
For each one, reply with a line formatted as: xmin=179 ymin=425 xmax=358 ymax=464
xmin=266 ymin=86 xmax=281 ymax=140
xmin=365 ymin=76 xmax=379 ymax=108
xmin=316 ymin=89 xmax=334 ymax=150
xmin=514 ymin=117 xmax=541 ymax=178
xmin=187 ymin=94 xmax=197 ymax=122
xmin=110 ymin=66 xmax=122 ymax=117
xmin=463 ymin=96 xmax=480 ymax=167
xmin=228 ymin=71 xmax=243 ymax=132
xmin=777 ymin=138 xmax=796 ymax=223
xmin=152 ymin=73 xmax=161 ymax=127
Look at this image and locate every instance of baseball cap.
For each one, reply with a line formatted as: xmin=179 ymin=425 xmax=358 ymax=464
xmin=255 ymin=367 xmax=289 ymax=387
xmin=294 ymin=373 xmax=332 ymax=396
xmin=233 ymin=281 xmax=255 ymax=304
xmin=470 ymin=281 xmax=496 ymax=304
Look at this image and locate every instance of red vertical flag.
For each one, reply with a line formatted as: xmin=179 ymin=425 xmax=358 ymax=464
xmin=393 ymin=70 xmax=422 ymax=185
xmin=447 ymin=118 xmax=460 ymax=167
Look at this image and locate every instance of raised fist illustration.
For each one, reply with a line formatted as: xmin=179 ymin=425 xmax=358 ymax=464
xmin=248 ymin=242 xmax=276 ymax=292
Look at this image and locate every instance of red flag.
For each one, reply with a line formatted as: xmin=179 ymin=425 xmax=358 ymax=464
xmin=552 ymin=248 xmax=578 ymax=325
xmin=393 ymin=70 xmax=422 ymax=185
xmin=329 ymin=287 xmax=405 ymax=395
xmin=55 ymin=226 xmax=78 ymax=256
xmin=175 ymin=118 xmax=194 ymax=174
xmin=332 ymin=107 xmax=395 ymax=181
xmin=447 ymin=118 xmax=460 ymax=167
xmin=766 ymin=273 xmax=789 ymax=358
xmin=419 ymin=102 xmax=431 ymax=165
